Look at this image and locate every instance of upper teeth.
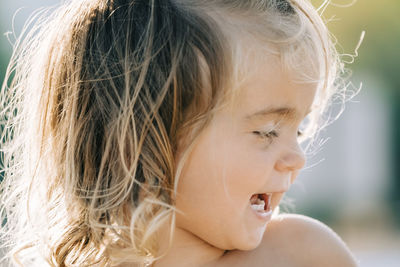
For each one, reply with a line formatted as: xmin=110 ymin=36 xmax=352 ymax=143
xmin=254 ymin=197 xmax=265 ymax=205
xmin=250 ymin=193 xmax=272 ymax=212
xmin=250 ymin=196 xmax=265 ymax=211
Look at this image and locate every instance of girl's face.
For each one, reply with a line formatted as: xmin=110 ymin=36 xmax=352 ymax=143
xmin=175 ymin=55 xmax=317 ymax=251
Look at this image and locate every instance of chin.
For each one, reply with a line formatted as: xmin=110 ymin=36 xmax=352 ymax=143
xmin=233 ymin=242 xmax=262 ymax=252
xmin=233 ymin=231 xmax=265 ymax=251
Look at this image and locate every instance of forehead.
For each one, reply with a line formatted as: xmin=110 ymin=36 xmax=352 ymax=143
xmin=225 ymin=51 xmax=318 ymax=122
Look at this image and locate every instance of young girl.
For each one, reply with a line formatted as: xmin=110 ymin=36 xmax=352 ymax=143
xmin=0 ymin=0 xmax=359 ymax=266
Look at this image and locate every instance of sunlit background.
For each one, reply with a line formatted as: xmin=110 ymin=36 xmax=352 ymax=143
xmin=1 ymin=1 xmax=399 ymax=266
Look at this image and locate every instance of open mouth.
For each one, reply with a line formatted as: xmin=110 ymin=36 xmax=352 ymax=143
xmin=249 ymin=193 xmax=272 ymax=213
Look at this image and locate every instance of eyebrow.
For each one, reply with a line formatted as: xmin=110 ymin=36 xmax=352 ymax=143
xmin=244 ymin=106 xmax=308 ymax=121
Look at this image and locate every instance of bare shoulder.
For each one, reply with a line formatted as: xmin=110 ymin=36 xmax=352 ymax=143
xmin=260 ymin=213 xmax=359 ymax=266
xmin=220 ymin=213 xmax=359 ymax=267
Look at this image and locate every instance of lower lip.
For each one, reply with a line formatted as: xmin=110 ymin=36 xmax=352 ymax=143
xmin=250 ymin=205 xmax=273 ymax=222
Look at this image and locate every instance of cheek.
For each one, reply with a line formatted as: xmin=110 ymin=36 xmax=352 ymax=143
xmin=223 ymin=141 xmax=276 ymax=196
xmin=175 ymin=132 xmax=229 ymax=206
xmin=174 ymin=126 xmax=277 ymax=249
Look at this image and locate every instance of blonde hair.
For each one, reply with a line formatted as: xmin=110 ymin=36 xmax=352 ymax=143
xmin=0 ymin=0 xmax=346 ymax=266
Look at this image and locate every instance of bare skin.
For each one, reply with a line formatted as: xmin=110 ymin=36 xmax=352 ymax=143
xmin=150 ymin=52 xmax=358 ymax=267
xmin=214 ymin=214 xmax=359 ymax=267
xmin=113 ymin=34 xmax=359 ymax=266
xmin=150 ymin=214 xmax=358 ymax=267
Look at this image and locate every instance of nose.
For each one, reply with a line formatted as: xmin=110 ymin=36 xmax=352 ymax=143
xmin=274 ymin=142 xmax=306 ymax=172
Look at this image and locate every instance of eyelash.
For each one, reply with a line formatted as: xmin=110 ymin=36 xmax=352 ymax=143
xmin=253 ymin=130 xmax=279 ymax=139
xmin=253 ymin=130 xmax=303 ymax=140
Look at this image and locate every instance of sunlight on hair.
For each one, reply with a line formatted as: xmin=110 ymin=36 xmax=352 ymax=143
xmin=0 ymin=0 xmax=358 ymax=266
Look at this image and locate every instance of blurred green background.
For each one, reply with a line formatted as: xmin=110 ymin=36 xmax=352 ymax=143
xmin=1 ymin=1 xmax=399 ymax=266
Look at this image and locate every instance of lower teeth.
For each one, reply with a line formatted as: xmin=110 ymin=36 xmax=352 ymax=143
xmin=250 ymin=194 xmax=272 ymax=213
xmin=251 ymin=203 xmax=265 ymax=211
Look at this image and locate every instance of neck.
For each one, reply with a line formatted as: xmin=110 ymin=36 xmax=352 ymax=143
xmin=153 ymin=225 xmax=226 ymax=267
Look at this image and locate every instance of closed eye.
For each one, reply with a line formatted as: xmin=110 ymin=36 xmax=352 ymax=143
xmin=253 ymin=130 xmax=302 ymax=140
xmin=253 ymin=130 xmax=279 ymax=139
